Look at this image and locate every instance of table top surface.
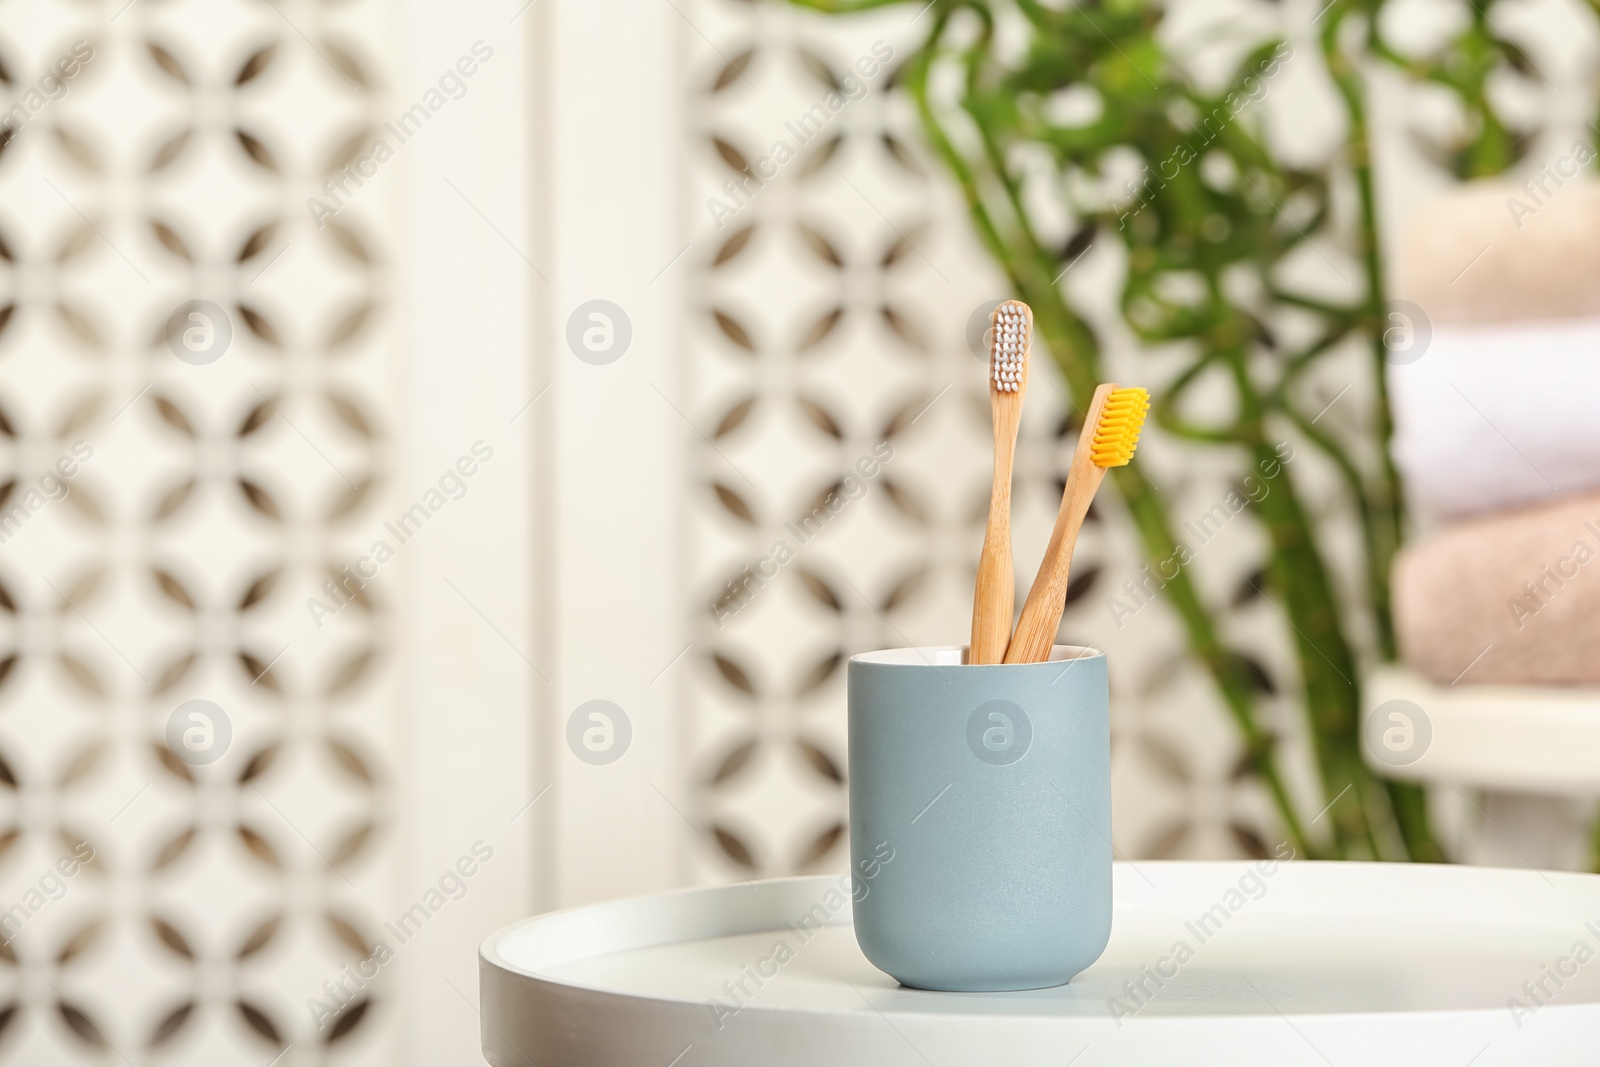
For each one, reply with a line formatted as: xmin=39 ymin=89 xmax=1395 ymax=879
xmin=479 ymin=862 xmax=1600 ymax=1066
xmin=489 ymin=862 xmax=1600 ymax=1019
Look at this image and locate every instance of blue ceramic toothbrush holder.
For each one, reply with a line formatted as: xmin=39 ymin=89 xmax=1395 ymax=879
xmin=847 ymin=645 xmax=1112 ymax=992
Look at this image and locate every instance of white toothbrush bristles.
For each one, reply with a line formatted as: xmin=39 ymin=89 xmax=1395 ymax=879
xmin=990 ymin=301 xmax=1031 ymax=393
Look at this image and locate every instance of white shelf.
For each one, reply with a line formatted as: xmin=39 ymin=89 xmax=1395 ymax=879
xmin=1364 ymin=667 xmax=1600 ymax=795
xmin=479 ymin=864 xmax=1600 ymax=1066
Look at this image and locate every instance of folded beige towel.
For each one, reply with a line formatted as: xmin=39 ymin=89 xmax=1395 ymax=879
xmin=1394 ymin=490 xmax=1600 ymax=685
xmin=1396 ymin=174 xmax=1600 ymax=327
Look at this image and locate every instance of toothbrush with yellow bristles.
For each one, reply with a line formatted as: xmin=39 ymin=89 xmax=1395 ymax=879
xmin=1004 ymin=382 xmax=1150 ymax=664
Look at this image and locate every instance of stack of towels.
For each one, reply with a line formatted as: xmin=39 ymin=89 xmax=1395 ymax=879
xmin=1389 ymin=180 xmax=1600 ymax=686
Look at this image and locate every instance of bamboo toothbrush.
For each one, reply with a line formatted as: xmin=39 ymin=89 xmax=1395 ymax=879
xmin=969 ymin=300 xmax=1033 ymax=664
xmin=1004 ymin=383 xmax=1149 ymax=664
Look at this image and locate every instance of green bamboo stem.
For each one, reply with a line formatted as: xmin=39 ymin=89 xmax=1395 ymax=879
xmin=1322 ymin=11 xmax=1447 ymax=864
xmin=1106 ymin=459 xmax=1315 ymax=856
xmin=1591 ymin=803 xmax=1600 ymax=874
xmin=1321 ymin=14 xmax=1403 ymax=665
xmin=1226 ymin=348 xmax=1388 ymax=858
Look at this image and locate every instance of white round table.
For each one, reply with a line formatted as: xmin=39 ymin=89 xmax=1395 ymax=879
xmin=479 ymin=862 xmax=1600 ymax=1066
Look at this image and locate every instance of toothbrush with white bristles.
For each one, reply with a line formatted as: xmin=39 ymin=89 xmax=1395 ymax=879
xmin=969 ymin=300 xmax=1032 ymax=665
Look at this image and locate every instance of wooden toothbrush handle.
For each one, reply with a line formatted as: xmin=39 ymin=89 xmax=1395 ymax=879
xmin=970 ymin=408 xmax=1019 ymax=665
xmin=1004 ymin=464 xmax=1105 ymax=663
xmin=970 ymin=528 xmax=1013 ymax=665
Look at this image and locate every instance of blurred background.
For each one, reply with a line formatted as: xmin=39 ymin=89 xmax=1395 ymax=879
xmin=1 ymin=0 xmax=1598 ymax=1062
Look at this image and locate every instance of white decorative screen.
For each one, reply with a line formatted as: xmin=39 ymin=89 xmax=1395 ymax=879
xmin=0 ymin=1 xmax=405 ymax=1061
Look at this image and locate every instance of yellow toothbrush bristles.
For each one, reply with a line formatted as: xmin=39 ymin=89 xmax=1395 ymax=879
xmin=1090 ymin=387 xmax=1149 ymax=467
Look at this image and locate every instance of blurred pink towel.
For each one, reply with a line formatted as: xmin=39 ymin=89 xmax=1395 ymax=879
xmin=1394 ymin=491 xmax=1600 ymax=686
